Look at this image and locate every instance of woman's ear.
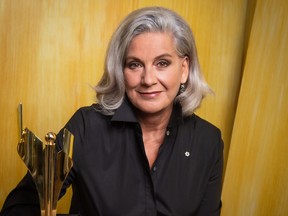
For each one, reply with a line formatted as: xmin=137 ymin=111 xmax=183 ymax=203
xmin=181 ymin=56 xmax=189 ymax=83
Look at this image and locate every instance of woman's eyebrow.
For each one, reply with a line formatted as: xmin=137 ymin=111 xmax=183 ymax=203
xmin=126 ymin=53 xmax=173 ymax=61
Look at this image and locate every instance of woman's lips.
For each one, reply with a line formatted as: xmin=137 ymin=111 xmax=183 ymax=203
xmin=138 ymin=91 xmax=161 ymax=98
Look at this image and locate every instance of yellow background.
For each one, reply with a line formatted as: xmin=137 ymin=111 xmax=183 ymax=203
xmin=0 ymin=0 xmax=287 ymax=215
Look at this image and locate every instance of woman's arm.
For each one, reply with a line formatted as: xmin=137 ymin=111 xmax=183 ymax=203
xmin=196 ymin=138 xmax=224 ymax=216
xmin=0 ymin=172 xmax=41 ymax=216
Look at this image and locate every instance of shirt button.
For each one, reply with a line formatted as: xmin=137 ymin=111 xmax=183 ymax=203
xmin=153 ymin=166 xmax=157 ymax=172
xmin=166 ymin=130 xmax=170 ymax=136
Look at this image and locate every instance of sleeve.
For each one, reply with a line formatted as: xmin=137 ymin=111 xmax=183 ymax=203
xmin=196 ymin=136 xmax=224 ymax=216
xmin=0 ymin=172 xmax=41 ymax=216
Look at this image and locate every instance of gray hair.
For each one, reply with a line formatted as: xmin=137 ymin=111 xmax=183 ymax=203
xmin=95 ymin=6 xmax=212 ymax=116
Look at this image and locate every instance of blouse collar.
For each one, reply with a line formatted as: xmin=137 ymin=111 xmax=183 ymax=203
xmin=111 ymin=97 xmax=184 ymax=127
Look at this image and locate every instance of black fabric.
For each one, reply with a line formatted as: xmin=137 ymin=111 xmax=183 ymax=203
xmin=0 ymin=100 xmax=223 ymax=216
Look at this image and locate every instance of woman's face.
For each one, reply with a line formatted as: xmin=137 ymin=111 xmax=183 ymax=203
xmin=124 ymin=32 xmax=189 ymax=116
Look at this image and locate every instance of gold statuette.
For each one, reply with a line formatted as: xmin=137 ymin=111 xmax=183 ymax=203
xmin=17 ymin=104 xmax=74 ymax=216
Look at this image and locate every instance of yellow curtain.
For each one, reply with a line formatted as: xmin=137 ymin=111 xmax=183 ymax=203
xmin=0 ymin=0 xmax=287 ymax=215
xmin=222 ymin=0 xmax=288 ymax=215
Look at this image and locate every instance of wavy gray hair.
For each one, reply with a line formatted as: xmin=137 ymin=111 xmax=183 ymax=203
xmin=95 ymin=6 xmax=212 ymax=116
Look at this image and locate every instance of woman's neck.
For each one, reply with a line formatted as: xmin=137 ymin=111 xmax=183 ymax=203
xmin=136 ymin=105 xmax=173 ymax=131
xmin=135 ymin=105 xmax=173 ymax=168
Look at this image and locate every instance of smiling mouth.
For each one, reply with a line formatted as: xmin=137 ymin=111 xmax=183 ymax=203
xmin=138 ymin=91 xmax=161 ymax=98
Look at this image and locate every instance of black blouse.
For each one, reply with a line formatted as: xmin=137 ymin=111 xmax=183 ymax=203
xmin=1 ymin=100 xmax=223 ymax=216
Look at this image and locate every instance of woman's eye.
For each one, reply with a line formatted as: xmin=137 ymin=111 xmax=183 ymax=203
xmin=127 ymin=62 xmax=142 ymax=69
xmin=157 ymin=60 xmax=170 ymax=68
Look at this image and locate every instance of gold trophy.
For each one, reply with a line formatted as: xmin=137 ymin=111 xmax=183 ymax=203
xmin=17 ymin=104 xmax=74 ymax=216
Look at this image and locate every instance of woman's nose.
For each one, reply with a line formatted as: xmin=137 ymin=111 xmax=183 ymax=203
xmin=141 ymin=67 xmax=157 ymax=86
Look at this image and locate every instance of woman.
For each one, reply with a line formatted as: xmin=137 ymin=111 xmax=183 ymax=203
xmin=1 ymin=6 xmax=223 ymax=216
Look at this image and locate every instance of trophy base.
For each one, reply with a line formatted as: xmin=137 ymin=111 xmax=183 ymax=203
xmin=57 ymin=214 xmax=80 ymax=216
xmin=40 ymin=209 xmax=79 ymax=216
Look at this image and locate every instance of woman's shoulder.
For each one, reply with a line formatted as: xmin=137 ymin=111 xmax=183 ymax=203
xmin=184 ymin=114 xmax=223 ymax=154
xmin=65 ymin=104 xmax=111 ymax=128
xmin=73 ymin=104 xmax=109 ymax=119
xmin=185 ymin=114 xmax=221 ymax=138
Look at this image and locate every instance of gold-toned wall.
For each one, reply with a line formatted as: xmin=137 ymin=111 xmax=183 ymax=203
xmin=0 ymin=1 xmax=245 ymax=212
xmin=221 ymin=0 xmax=288 ymax=215
xmin=2 ymin=0 xmax=286 ymax=215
